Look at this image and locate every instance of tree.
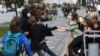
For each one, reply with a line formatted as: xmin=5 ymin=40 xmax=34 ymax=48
xmin=4 ymin=0 xmax=24 ymax=7
xmin=4 ymin=0 xmax=24 ymax=17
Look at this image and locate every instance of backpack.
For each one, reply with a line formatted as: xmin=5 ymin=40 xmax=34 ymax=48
xmin=2 ymin=31 xmax=21 ymax=56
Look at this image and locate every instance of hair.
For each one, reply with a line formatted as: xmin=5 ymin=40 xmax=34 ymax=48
xmin=28 ymin=16 xmax=37 ymax=25
xmin=92 ymin=16 xmax=97 ymax=20
xmin=78 ymin=16 xmax=84 ymax=23
xmin=10 ymin=16 xmax=21 ymax=33
xmin=67 ymin=11 xmax=78 ymax=21
xmin=83 ymin=19 xmax=92 ymax=27
xmin=92 ymin=21 xmax=100 ymax=28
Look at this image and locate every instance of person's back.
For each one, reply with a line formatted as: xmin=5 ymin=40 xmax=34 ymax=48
xmin=2 ymin=17 xmax=32 ymax=56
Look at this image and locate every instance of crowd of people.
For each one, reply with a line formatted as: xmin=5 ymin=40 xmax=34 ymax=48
xmin=1 ymin=1 xmax=100 ymax=56
xmin=57 ymin=11 xmax=100 ymax=56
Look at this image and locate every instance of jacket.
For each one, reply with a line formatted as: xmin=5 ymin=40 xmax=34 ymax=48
xmin=2 ymin=31 xmax=32 ymax=56
xmin=20 ymin=8 xmax=30 ymax=31
xmin=28 ymin=24 xmax=57 ymax=51
xmin=65 ymin=20 xmax=83 ymax=38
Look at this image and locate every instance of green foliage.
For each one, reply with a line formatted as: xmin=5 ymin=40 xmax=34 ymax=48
xmin=4 ymin=0 xmax=24 ymax=7
xmin=36 ymin=0 xmax=43 ymax=3
xmin=0 ymin=26 xmax=9 ymax=38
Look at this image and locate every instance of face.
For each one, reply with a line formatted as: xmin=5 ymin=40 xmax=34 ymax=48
xmin=83 ymin=21 xmax=87 ymax=26
xmin=94 ymin=24 xmax=99 ymax=29
xmin=67 ymin=13 xmax=73 ymax=21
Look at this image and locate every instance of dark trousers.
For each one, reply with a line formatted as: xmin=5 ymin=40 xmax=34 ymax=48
xmin=32 ymin=42 xmax=57 ymax=56
xmin=68 ymin=35 xmax=83 ymax=56
xmin=40 ymin=42 xmax=57 ymax=56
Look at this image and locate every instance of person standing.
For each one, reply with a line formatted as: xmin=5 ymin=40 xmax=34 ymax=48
xmin=28 ymin=16 xmax=57 ymax=56
xmin=57 ymin=12 xmax=83 ymax=56
xmin=2 ymin=17 xmax=32 ymax=56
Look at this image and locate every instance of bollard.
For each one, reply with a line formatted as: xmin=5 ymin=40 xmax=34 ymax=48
xmin=88 ymin=43 xmax=99 ymax=56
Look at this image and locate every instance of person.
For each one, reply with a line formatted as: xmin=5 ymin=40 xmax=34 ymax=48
xmin=20 ymin=4 xmax=31 ymax=32
xmin=77 ymin=16 xmax=84 ymax=32
xmin=2 ymin=17 xmax=32 ymax=56
xmin=92 ymin=21 xmax=100 ymax=44
xmin=91 ymin=16 xmax=98 ymax=23
xmin=68 ymin=19 xmax=93 ymax=56
xmin=92 ymin=21 xmax=100 ymax=30
xmin=30 ymin=1 xmax=42 ymax=21
xmin=86 ymin=7 xmax=97 ymax=19
xmin=57 ymin=12 xmax=83 ymax=56
xmin=28 ymin=16 xmax=57 ymax=56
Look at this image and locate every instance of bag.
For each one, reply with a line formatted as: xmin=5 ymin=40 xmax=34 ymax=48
xmin=2 ymin=31 xmax=21 ymax=56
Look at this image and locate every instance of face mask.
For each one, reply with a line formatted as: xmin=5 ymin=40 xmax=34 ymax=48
xmin=27 ymin=13 xmax=31 ymax=17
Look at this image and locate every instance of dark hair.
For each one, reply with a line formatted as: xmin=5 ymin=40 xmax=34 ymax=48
xmin=84 ymin=19 xmax=92 ymax=27
xmin=28 ymin=16 xmax=36 ymax=25
xmin=92 ymin=21 xmax=100 ymax=28
xmin=10 ymin=16 xmax=21 ymax=33
xmin=67 ymin=11 xmax=78 ymax=21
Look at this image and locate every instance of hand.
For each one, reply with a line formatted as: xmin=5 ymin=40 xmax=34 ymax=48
xmin=25 ymin=32 xmax=29 ymax=35
xmin=56 ymin=29 xmax=66 ymax=32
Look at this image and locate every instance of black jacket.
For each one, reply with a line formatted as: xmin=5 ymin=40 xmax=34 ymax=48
xmin=20 ymin=8 xmax=30 ymax=31
xmin=28 ymin=24 xmax=57 ymax=51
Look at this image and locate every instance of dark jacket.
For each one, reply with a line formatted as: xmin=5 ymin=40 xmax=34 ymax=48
xmin=20 ymin=7 xmax=30 ymax=31
xmin=28 ymin=24 xmax=57 ymax=51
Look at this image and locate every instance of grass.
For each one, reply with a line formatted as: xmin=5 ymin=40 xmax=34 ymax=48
xmin=0 ymin=26 xmax=9 ymax=38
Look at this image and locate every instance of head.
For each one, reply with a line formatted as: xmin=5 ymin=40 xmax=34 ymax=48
xmin=83 ymin=19 xmax=92 ymax=27
xmin=78 ymin=16 xmax=84 ymax=24
xmin=92 ymin=21 xmax=100 ymax=29
xmin=28 ymin=16 xmax=37 ymax=25
xmin=67 ymin=12 xmax=78 ymax=21
xmin=91 ymin=16 xmax=97 ymax=22
xmin=22 ymin=7 xmax=31 ymax=18
xmin=10 ymin=16 xmax=21 ymax=33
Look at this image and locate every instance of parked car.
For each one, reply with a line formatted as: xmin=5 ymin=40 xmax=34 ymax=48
xmin=0 ymin=5 xmax=7 ymax=13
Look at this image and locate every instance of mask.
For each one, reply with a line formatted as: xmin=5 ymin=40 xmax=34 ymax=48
xmin=27 ymin=13 xmax=31 ymax=17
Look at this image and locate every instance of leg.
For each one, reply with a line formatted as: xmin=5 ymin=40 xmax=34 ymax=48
xmin=37 ymin=50 xmax=44 ymax=56
xmin=68 ymin=35 xmax=83 ymax=56
xmin=41 ymin=42 xmax=57 ymax=56
xmin=64 ymin=36 xmax=74 ymax=56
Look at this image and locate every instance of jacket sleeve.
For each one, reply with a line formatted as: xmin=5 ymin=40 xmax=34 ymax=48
xmin=20 ymin=34 xmax=32 ymax=56
xmin=65 ymin=24 xmax=78 ymax=31
xmin=2 ymin=33 xmax=8 ymax=44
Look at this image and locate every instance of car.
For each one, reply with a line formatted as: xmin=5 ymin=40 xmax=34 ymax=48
xmin=0 ymin=5 xmax=7 ymax=13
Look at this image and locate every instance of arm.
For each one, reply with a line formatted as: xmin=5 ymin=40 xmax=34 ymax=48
xmin=20 ymin=34 xmax=32 ymax=56
xmin=48 ymin=26 xmax=58 ymax=31
xmin=57 ymin=25 xmax=77 ymax=32
xmin=65 ymin=25 xmax=78 ymax=31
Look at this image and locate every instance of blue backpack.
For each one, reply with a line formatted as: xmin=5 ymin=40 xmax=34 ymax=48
xmin=2 ymin=31 xmax=21 ymax=56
